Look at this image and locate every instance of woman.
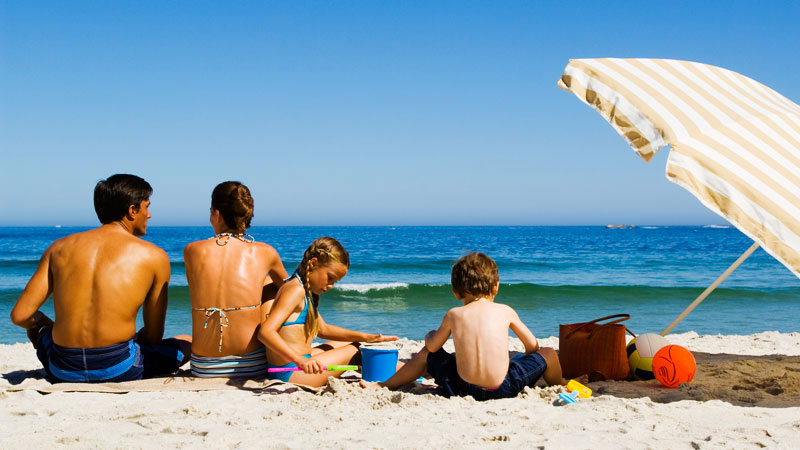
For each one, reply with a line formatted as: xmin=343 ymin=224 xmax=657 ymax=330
xmin=184 ymin=181 xmax=288 ymax=377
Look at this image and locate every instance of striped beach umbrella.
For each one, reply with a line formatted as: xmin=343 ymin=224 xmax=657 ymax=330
xmin=557 ymin=58 xmax=800 ymax=335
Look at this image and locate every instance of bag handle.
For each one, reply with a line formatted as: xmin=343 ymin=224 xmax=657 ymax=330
xmin=564 ymin=314 xmax=631 ymax=339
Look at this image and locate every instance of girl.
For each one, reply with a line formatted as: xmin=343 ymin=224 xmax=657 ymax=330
xmin=185 ymin=181 xmax=288 ymax=377
xmin=259 ymin=236 xmax=397 ymax=386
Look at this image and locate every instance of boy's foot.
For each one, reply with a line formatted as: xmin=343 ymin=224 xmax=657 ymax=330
xmin=359 ymin=380 xmax=384 ymax=390
xmin=561 ymin=374 xmax=590 ymax=386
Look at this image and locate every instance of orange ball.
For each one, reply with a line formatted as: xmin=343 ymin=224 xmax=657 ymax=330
xmin=652 ymin=345 xmax=696 ymax=388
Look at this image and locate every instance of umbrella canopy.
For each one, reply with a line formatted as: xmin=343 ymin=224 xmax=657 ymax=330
xmin=557 ymin=58 xmax=800 ymax=280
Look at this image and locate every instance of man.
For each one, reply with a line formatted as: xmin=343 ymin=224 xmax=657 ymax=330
xmin=10 ymin=174 xmax=191 ymax=382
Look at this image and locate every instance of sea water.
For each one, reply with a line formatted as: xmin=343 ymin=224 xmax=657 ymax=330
xmin=1 ymin=226 xmax=799 ymax=344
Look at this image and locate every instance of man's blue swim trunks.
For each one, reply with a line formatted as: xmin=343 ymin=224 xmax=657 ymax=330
xmin=35 ymin=326 xmax=184 ymax=383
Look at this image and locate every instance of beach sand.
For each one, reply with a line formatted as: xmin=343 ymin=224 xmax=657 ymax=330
xmin=2 ymin=331 xmax=800 ymax=449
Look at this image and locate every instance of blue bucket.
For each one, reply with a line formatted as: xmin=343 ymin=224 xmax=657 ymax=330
xmin=360 ymin=347 xmax=399 ymax=382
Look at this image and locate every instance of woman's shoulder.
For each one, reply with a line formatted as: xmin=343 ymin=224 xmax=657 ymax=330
xmin=252 ymin=241 xmax=280 ymax=257
xmin=183 ymin=238 xmax=213 ymax=255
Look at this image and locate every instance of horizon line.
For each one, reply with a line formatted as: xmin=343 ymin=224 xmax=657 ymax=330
xmin=0 ymin=224 xmax=731 ymax=228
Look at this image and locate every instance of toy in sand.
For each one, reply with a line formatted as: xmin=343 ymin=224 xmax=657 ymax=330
xmin=558 ymin=379 xmax=592 ymax=404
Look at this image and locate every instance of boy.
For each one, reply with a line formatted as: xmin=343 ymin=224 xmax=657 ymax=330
xmin=360 ymin=252 xmax=569 ymax=400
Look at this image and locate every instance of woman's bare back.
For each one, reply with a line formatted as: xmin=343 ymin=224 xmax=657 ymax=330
xmin=185 ymin=238 xmax=284 ymax=356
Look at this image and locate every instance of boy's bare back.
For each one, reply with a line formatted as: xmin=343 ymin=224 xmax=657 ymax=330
xmin=359 ymin=252 xmax=564 ymax=395
xmin=428 ymin=298 xmax=539 ymax=389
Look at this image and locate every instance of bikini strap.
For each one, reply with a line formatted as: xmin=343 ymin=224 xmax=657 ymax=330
xmin=192 ymin=305 xmax=259 ymax=352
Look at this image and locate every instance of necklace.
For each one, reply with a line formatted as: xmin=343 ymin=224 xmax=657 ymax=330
xmin=212 ymin=232 xmax=255 ymax=246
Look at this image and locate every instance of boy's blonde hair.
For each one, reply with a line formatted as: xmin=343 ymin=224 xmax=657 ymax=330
xmin=451 ymin=252 xmax=499 ymax=298
xmin=297 ymin=237 xmax=350 ymax=337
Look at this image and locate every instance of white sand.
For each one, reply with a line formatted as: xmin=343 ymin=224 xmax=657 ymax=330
xmin=2 ymin=331 xmax=799 ymax=449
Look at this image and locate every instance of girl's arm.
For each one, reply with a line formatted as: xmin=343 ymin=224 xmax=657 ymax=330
xmin=258 ymin=283 xmax=313 ymax=366
xmin=316 ymin=315 xmax=398 ymax=343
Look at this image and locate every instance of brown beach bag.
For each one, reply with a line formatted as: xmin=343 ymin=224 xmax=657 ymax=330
xmin=558 ymin=314 xmax=634 ymax=381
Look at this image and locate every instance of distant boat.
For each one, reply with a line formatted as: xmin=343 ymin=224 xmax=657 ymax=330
xmin=605 ymin=224 xmax=626 ymax=229
xmin=55 ymin=225 xmax=62 ymax=228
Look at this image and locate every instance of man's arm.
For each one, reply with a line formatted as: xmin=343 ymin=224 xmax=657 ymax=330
xmin=10 ymin=247 xmax=55 ymax=330
xmin=508 ymin=309 xmax=539 ymax=354
xmin=137 ymin=250 xmax=170 ymax=344
xmin=424 ymin=311 xmax=453 ymax=353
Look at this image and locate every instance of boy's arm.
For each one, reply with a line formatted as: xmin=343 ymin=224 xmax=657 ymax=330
xmin=424 ymin=311 xmax=453 ymax=352
xmin=509 ymin=309 xmax=539 ymax=354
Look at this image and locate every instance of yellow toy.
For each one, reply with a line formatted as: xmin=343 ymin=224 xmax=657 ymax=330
xmin=559 ymin=379 xmax=592 ymax=404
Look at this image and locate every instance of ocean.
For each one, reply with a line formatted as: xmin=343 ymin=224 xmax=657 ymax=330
xmin=2 ymin=226 xmax=799 ymax=344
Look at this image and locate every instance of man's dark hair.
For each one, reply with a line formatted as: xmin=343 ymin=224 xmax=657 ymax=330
xmin=94 ymin=174 xmax=153 ymax=224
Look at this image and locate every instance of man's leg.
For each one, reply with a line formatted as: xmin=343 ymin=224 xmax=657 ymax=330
xmin=27 ymin=312 xmax=54 ymax=349
xmin=173 ymin=334 xmax=192 ymax=366
xmin=33 ymin=325 xmax=56 ymax=379
xmin=139 ymin=335 xmax=192 ymax=378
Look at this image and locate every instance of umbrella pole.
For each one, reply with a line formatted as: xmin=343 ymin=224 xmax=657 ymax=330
xmin=660 ymin=242 xmax=760 ymax=336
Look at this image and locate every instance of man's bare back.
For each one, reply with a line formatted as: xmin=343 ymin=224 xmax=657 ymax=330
xmin=12 ymin=209 xmax=171 ymax=348
xmin=47 ymin=224 xmax=170 ymax=347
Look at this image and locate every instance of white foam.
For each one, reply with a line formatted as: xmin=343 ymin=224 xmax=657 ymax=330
xmin=334 ymin=283 xmax=410 ymax=293
xmin=703 ymin=224 xmax=730 ymax=228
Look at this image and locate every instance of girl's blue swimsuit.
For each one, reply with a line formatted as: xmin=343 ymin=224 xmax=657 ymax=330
xmin=281 ymin=272 xmax=309 ymax=327
xmin=266 ymin=354 xmax=311 ymax=382
xmin=267 ymin=272 xmax=312 ymax=382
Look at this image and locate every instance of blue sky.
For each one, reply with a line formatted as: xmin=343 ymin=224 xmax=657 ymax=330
xmin=2 ymin=1 xmax=798 ymax=226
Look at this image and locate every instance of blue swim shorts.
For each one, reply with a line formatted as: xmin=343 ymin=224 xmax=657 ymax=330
xmin=426 ymin=348 xmax=547 ymax=400
xmin=35 ymin=326 xmax=184 ymax=383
